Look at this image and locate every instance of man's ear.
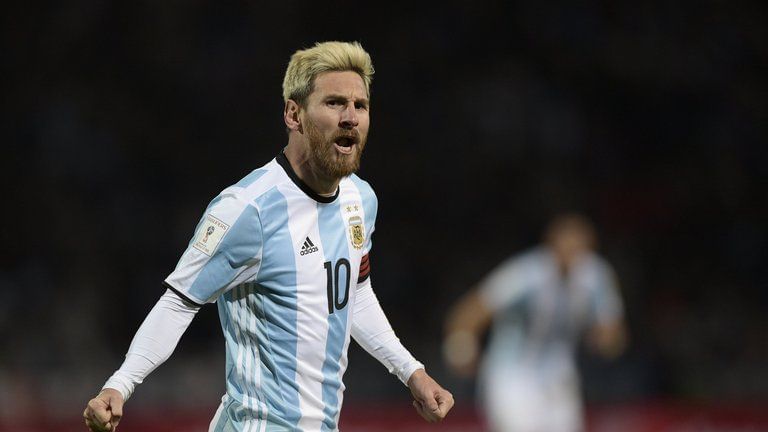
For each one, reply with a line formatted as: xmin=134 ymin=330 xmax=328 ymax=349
xmin=284 ymin=100 xmax=303 ymax=133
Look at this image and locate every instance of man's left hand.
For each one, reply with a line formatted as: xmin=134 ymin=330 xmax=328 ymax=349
xmin=407 ymin=368 xmax=454 ymax=422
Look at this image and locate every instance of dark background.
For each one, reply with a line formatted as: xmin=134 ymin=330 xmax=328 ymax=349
xmin=2 ymin=0 xmax=766 ymax=425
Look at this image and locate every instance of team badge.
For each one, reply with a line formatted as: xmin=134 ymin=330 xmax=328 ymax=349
xmin=348 ymin=215 xmax=365 ymax=250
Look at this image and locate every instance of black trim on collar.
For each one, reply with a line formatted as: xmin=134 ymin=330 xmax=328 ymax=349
xmin=163 ymin=281 xmax=204 ymax=308
xmin=276 ymin=151 xmax=339 ymax=203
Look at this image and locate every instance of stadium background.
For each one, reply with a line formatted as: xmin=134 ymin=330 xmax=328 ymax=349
xmin=2 ymin=1 xmax=766 ymax=431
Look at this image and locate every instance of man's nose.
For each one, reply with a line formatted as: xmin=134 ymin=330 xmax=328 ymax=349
xmin=339 ymin=103 xmax=358 ymax=129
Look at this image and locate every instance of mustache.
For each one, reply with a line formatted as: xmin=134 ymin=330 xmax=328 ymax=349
xmin=332 ymin=130 xmax=361 ymax=143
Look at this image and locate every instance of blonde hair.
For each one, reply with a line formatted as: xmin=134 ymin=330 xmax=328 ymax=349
xmin=282 ymin=41 xmax=374 ymax=105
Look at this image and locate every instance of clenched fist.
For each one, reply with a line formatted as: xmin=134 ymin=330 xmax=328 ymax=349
xmin=83 ymin=388 xmax=124 ymax=431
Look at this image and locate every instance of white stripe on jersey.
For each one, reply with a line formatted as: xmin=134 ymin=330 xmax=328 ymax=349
xmin=282 ymin=184 xmax=328 ymax=431
xmin=166 ymin=154 xmax=377 ymax=431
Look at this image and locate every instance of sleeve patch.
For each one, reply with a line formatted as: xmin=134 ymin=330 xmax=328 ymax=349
xmin=192 ymin=214 xmax=230 ymax=256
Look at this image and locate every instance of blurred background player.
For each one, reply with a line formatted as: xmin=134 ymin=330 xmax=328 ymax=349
xmin=443 ymin=213 xmax=627 ymax=432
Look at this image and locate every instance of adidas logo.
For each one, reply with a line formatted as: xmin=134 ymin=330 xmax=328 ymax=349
xmin=300 ymin=237 xmax=319 ymax=256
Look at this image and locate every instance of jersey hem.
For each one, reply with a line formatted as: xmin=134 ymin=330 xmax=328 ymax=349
xmin=163 ymin=281 xmax=205 ymax=307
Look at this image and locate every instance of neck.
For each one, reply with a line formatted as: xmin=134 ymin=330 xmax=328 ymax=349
xmin=283 ymin=141 xmax=341 ymax=196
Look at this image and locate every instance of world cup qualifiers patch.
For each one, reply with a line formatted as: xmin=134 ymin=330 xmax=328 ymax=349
xmin=193 ymin=214 xmax=230 ymax=256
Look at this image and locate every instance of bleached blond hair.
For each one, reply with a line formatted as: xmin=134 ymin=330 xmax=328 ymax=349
xmin=282 ymin=41 xmax=374 ymax=105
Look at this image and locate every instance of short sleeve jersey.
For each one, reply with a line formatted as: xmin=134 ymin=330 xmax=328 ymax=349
xmin=164 ymin=152 xmax=376 ymax=431
xmin=478 ymin=247 xmax=623 ymax=368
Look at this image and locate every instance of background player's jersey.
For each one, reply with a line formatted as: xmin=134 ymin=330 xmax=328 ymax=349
xmin=164 ymin=152 xmax=376 ymax=431
xmin=478 ymin=246 xmax=623 ymax=373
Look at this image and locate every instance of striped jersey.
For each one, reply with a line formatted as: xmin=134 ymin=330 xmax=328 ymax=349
xmin=164 ymin=152 xmax=376 ymax=431
xmin=478 ymin=247 xmax=623 ymax=374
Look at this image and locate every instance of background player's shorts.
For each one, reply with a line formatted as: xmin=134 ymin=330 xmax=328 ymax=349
xmin=479 ymin=364 xmax=583 ymax=432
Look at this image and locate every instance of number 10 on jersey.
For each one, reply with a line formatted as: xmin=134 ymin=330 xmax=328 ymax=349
xmin=325 ymin=259 xmax=351 ymax=314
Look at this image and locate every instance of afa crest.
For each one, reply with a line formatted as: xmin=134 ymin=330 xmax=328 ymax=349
xmin=348 ymin=215 xmax=365 ymax=250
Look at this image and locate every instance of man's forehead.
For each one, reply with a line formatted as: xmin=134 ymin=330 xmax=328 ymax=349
xmin=312 ymin=71 xmax=367 ymax=98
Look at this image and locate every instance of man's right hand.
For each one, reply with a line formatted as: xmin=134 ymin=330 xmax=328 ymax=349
xmin=83 ymin=388 xmax=124 ymax=431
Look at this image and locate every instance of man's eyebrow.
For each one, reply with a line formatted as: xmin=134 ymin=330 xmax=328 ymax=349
xmin=325 ymin=94 xmax=369 ymax=104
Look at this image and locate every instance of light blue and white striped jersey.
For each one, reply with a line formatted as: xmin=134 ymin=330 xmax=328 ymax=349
xmin=164 ymin=152 xmax=376 ymax=431
xmin=478 ymin=247 xmax=623 ymax=373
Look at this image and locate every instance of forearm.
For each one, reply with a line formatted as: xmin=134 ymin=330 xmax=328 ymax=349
xmin=589 ymin=319 xmax=627 ymax=359
xmin=102 ymin=289 xmax=199 ymax=400
xmin=442 ymin=290 xmax=492 ymax=373
xmin=444 ymin=289 xmax=493 ymax=336
xmin=351 ymin=278 xmax=424 ymax=385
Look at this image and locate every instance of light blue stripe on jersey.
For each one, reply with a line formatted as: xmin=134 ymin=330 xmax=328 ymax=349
xmin=184 ymin=165 xmax=266 ymax=255
xmin=491 ymin=291 xmax=533 ymax=365
xmin=210 ymin=385 xmax=262 ymax=431
xmin=590 ymin=265 xmax=621 ymax=323
xmin=188 ymin=204 xmax=263 ymax=303
xmin=349 ymin=176 xmax=377 ymax=252
xmin=189 ymin=168 xmax=265 ymax=282
xmin=218 ymin=284 xmax=280 ymax=431
xmin=317 ymin=199 xmax=350 ymax=431
xmin=251 ymin=188 xmax=302 ymax=430
xmin=236 ymin=168 xmax=268 ymax=189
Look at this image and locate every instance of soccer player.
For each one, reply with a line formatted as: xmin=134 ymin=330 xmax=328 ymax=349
xmin=83 ymin=41 xmax=453 ymax=432
xmin=443 ymin=213 xmax=626 ymax=432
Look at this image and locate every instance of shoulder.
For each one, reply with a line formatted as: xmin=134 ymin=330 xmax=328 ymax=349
xmin=487 ymin=247 xmax=541 ymax=281
xmin=574 ymin=253 xmax=618 ymax=291
xmin=343 ymin=174 xmax=378 ymax=229
xmin=221 ymin=158 xmax=288 ymax=205
xmin=491 ymin=247 xmax=551 ymax=285
xmin=345 ymin=174 xmax=378 ymax=219
xmin=199 ymin=159 xmax=287 ymax=224
xmin=346 ymin=174 xmax=377 ymax=201
xmin=583 ymin=252 xmax=615 ymax=275
xmin=514 ymin=246 xmax=550 ymax=269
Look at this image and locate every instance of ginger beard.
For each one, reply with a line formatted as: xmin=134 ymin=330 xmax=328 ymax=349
xmin=303 ymin=115 xmax=367 ymax=179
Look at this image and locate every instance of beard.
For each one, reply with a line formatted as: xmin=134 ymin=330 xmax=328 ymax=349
xmin=304 ymin=117 xmax=366 ymax=179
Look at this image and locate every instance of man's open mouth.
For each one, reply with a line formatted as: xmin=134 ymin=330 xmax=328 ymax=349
xmin=333 ymin=135 xmax=358 ymax=154
xmin=335 ymin=136 xmax=357 ymax=147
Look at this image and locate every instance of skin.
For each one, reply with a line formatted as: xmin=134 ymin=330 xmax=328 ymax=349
xmin=408 ymin=368 xmax=454 ymax=422
xmin=283 ymin=70 xmax=370 ymax=195
xmin=83 ymin=388 xmax=123 ymax=432
xmin=84 ymin=70 xmax=453 ymax=430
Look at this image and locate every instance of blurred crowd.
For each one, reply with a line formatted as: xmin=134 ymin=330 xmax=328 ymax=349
xmin=2 ymin=0 xmax=766 ymax=421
